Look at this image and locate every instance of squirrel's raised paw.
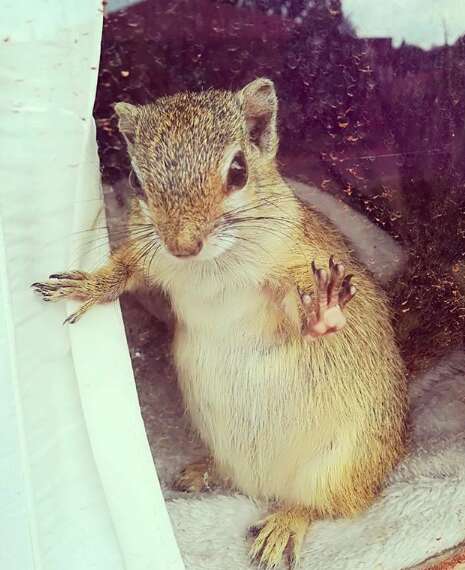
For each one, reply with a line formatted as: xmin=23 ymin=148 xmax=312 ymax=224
xmin=248 ymin=508 xmax=310 ymax=569
xmin=31 ymin=271 xmax=95 ymax=324
xmin=299 ymin=255 xmax=355 ymax=340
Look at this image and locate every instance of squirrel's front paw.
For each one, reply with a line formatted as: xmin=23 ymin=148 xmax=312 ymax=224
xmin=32 ymin=272 xmax=90 ymax=302
xmin=32 ymin=271 xmax=95 ymax=324
xmin=299 ymin=255 xmax=355 ymax=340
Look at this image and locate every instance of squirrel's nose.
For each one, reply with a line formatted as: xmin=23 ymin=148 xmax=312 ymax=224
xmin=169 ymin=239 xmax=203 ymax=258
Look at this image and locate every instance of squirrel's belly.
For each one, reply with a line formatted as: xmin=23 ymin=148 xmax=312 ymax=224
xmin=173 ymin=327 xmax=357 ymax=504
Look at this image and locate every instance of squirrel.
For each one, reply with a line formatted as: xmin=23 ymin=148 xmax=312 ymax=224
xmin=32 ymin=78 xmax=408 ymax=569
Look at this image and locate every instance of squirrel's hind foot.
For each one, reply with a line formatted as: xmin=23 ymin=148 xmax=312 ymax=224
xmin=248 ymin=508 xmax=311 ymax=569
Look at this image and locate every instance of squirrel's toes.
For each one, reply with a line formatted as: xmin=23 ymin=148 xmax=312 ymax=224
xmin=300 ymin=255 xmax=356 ymax=340
xmin=31 ymin=271 xmax=92 ymax=303
xmin=32 ymin=271 xmax=97 ymax=324
xmin=248 ymin=508 xmax=310 ymax=569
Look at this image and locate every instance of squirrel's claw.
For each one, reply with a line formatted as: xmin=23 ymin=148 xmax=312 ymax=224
xmin=300 ymin=256 xmax=356 ymax=340
xmin=62 ymin=299 xmax=95 ymax=325
xmin=32 ymin=272 xmax=96 ymax=324
xmin=248 ymin=509 xmax=310 ymax=569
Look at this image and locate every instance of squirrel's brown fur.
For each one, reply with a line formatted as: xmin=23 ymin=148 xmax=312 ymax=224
xmin=33 ymin=79 xmax=408 ymax=568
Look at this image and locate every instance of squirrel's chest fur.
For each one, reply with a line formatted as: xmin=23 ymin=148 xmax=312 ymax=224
xmin=165 ymin=265 xmax=375 ymax=503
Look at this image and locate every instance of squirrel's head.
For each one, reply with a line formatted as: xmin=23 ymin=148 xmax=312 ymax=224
xmin=115 ymin=78 xmax=284 ymax=262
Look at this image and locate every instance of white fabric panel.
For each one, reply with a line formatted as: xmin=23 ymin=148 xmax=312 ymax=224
xmin=0 ymin=2 xmax=184 ymax=570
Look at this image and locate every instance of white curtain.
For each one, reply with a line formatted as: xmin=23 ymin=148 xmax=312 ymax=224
xmin=0 ymin=2 xmax=184 ymax=569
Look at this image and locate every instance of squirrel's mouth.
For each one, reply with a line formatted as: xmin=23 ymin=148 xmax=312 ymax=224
xmin=166 ymin=239 xmax=204 ymax=259
xmin=162 ymin=233 xmax=237 ymax=263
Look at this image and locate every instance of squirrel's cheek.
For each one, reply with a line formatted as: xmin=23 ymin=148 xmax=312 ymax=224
xmin=222 ymin=184 xmax=251 ymax=212
xmin=199 ymin=235 xmax=238 ymax=260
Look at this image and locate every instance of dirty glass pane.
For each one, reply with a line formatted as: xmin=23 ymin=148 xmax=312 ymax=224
xmin=95 ymin=1 xmax=465 ymax=568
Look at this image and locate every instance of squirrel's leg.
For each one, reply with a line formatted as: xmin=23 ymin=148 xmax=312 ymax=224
xmin=172 ymin=457 xmax=223 ymax=493
xmin=248 ymin=506 xmax=312 ymax=569
xmin=299 ymin=255 xmax=356 ymax=340
xmin=31 ymin=244 xmax=141 ymax=324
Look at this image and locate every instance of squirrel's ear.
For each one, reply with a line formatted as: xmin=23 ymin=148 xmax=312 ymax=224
xmin=238 ymin=78 xmax=278 ymax=157
xmin=114 ymin=102 xmax=139 ymax=145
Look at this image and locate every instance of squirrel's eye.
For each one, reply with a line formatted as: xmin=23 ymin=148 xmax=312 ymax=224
xmin=226 ymin=151 xmax=248 ymax=193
